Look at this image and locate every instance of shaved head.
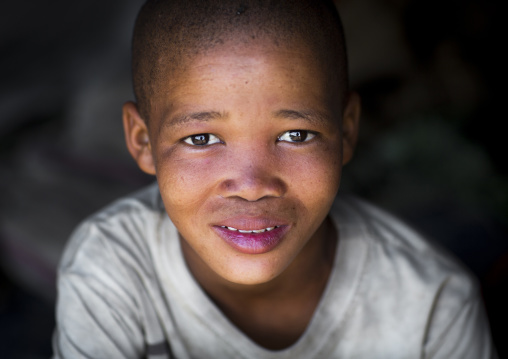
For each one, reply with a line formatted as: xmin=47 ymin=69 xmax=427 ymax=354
xmin=132 ymin=0 xmax=348 ymax=121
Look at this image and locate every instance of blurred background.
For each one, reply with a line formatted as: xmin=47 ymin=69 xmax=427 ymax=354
xmin=0 ymin=0 xmax=506 ymax=357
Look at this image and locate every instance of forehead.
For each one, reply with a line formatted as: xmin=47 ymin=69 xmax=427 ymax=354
xmin=152 ymin=39 xmax=343 ymax=120
xmin=178 ymin=41 xmax=325 ymax=89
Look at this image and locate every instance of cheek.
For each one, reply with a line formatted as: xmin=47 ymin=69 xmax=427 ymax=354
xmin=283 ymin=145 xmax=342 ymax=197
xmin=156 ymin=152 xmax=221 ymax=215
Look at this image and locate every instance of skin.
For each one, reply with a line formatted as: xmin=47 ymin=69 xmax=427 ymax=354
xmin=123 ymin=39 xmax=360 ymax=349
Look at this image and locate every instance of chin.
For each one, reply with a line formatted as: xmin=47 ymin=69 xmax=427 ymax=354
xmin=218 ymin=255 xmax=288 ymax=287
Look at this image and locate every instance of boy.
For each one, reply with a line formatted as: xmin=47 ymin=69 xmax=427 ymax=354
xmin=53 ymin=0 xmax=496 ymax=358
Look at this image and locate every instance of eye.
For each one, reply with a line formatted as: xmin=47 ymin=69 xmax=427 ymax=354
xmin=277 ymin=130 xmax=315 ymax=143
xmin=183 ymin=133 xmax=222 ymax=146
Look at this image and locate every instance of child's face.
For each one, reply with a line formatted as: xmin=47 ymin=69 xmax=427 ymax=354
xmin=124 ymin=39 xmax=359 ymax=286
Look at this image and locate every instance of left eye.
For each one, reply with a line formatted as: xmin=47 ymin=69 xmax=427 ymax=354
xmin=278 ymin=130 xmax=315 ymax=143
xmin=183 ymin=133 xmax=221 ymax=146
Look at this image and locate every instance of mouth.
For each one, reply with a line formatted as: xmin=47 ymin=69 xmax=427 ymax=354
xmin=219 ymin=225 xmax=280 ymax=234
xmin=213 ymin=222 xmax=289 ymax=254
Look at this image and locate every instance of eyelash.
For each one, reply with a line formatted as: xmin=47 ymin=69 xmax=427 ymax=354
xmin=182 ymin=130 xmax=316 ymax=146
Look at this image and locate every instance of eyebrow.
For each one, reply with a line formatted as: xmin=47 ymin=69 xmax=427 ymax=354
xmin=162 ymin=111 xmax=227 ymax=130
xmin=273 ymin=109 xmax=330 ymax=126
xmin=161 ymin=108 xmax=329 ymax=132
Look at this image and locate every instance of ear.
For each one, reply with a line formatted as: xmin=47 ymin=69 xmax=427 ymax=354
xmin=122 ymin=101 xmax=156 ymax=175
xmin=341 ymin=92 xmax=361 ymax=165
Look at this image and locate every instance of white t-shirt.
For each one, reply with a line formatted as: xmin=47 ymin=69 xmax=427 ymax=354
xmin=53 ymin=183 xmax=496 ymax=358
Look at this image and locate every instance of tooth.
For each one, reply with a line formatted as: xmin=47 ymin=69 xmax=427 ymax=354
xmin=223 ymin=225 xmax=280 ymax=233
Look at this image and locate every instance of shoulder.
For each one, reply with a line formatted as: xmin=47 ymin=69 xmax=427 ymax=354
xmin=328 ymin=195 xmax=496 ymax=357
xmin=59 ymin=182 xmax=164 ymax=276
xmin=332 ymin=193 xmax=478 ymax=302
xmin=54 ymin=183 xmax=165 ymax=358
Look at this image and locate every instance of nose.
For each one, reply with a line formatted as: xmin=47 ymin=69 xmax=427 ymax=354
xmin=218 ymin=148 xmax=287 ymax=201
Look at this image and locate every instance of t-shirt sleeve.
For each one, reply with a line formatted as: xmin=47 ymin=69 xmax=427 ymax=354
xmin=52 ymin=222 xmax=145 ymax=359
xmin=422 ymin=275 xmax=498 ymax=359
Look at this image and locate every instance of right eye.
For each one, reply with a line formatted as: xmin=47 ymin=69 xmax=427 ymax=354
xmin=183 ymin=133 xmax=221 ymax=146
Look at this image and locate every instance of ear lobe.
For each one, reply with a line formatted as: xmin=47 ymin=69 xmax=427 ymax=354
xmin=341 ymin=92 xmax=361 ymax=165
xmin=122 ymin=101 xmax=156 ymax=175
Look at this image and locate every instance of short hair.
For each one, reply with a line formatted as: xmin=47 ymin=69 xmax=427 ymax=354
xmin=132 ymin=0 xmax=348 ymax=121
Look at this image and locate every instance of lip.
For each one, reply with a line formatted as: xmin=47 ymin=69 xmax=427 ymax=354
xmin=212 ymin=217 xmax=290 ymax=254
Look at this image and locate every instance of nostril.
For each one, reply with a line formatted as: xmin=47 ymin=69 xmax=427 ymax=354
xmin=222 ymin=179 xmax=235 ymax=191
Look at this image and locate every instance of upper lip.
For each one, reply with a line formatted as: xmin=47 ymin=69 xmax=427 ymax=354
xmin=214 ymin=216 xmax=288 ymax=231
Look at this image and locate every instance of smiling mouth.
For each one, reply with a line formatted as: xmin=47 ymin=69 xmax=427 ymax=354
xmin=219 ymin=225 xmax=280 ymax=234
xmin=214 ymin=224 xmax=289 ymax=254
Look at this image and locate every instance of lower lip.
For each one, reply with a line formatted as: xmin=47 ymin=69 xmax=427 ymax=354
xmin=213 ymin=225 xmax=289 ymax=254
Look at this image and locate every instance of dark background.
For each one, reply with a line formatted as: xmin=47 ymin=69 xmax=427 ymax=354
xmin=0 ymin=0 xmax=506 ymax=357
